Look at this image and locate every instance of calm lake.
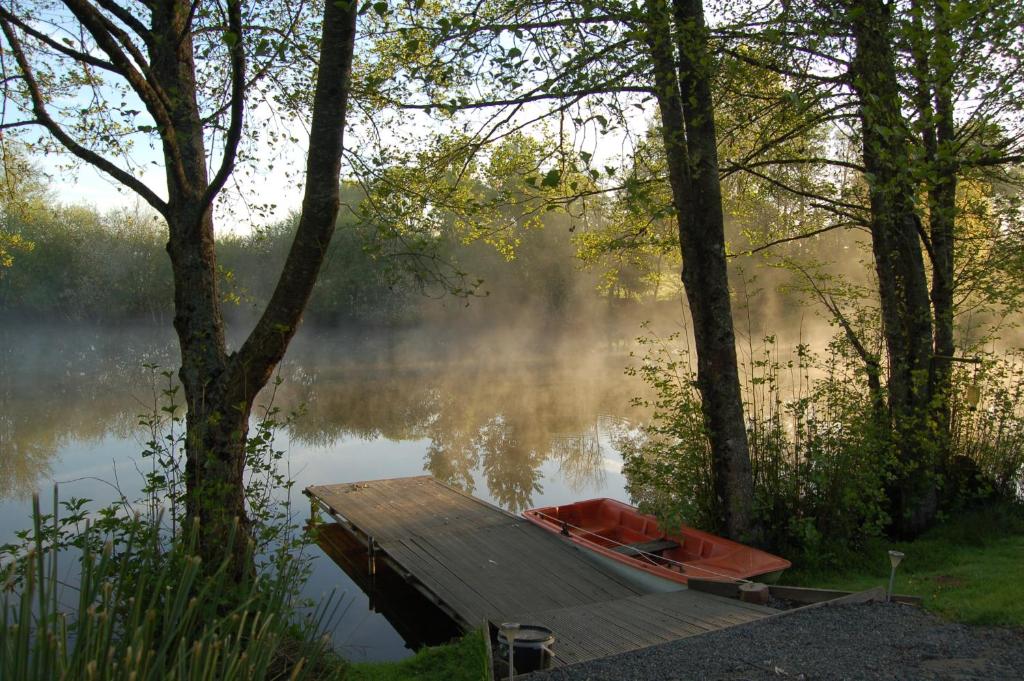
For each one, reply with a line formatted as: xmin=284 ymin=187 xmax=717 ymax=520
xmin=0 ymin=321 xmax=653 ymax=661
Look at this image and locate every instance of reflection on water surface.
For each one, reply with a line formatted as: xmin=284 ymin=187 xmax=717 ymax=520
xmin=0 ymin=323 xmax=651 ymax=660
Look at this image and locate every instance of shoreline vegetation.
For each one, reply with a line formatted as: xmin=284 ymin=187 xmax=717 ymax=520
xmin=783 ymin=503 xmax=1024 ymax=627
xmin=3 ymin=488 xmax=1019 ymax=681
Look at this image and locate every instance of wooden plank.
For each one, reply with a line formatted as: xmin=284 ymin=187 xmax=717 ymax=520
xmin=482 ymin=622 xmax=495 ymax=681
xmin=504 ymin=588 xmax=774 ymax=667
xmin=689 ymin=580 xmax=924 ymax=607
xmin=383 ymin=523 xmax=640 ymax=624
xmin=688 ymin=578 xmax=741 ymax=600
xmin=307 ymin=477 xmax=517 ymax=543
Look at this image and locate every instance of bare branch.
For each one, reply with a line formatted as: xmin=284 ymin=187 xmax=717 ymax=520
xmin=201 ymin=0 xmax=245 ymax=209
xmin=0 ymin=8 xmax=119 ymax=73
xmin=399 ymin=85 xmax=651 ymax=112
xmin=733 ymin=221 xmax=863 ymax=257
xmin=93 ymin=0 xmax=153 ymax=48
xmin=0 ymin=17 xmax=168 ymax=214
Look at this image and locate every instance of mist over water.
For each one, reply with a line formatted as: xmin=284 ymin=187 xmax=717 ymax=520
xmin=3 ymin=272 xmax=1008 ymax=659
xmin=0 ymin=318 xmax=664 ymax=660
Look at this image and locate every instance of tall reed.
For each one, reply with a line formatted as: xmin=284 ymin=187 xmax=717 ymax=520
xmin=1 ymin=495 xmax=339 ymax=681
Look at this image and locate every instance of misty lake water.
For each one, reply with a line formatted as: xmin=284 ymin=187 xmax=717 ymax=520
xmin=0 ymin=322 xmax=654 ymax=661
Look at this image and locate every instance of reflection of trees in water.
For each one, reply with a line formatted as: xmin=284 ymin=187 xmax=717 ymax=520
xmin=476 ymin=415 xmax=546 ymax=513
xmin=4 ymin=324 xmax=651 ymax=508
xmin=278 ymin=356 xmax=650 ymax=512
xmin=0 ymin=324 xmax=176 ymax=499
xmin=0 ymin=412 xmax=56 ymax=499
xmin=550 ymin=428 xmax=605 ymax=494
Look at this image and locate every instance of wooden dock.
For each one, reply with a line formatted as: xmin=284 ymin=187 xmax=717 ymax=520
xmin=305 ymin=476 xmax=774 ymax=668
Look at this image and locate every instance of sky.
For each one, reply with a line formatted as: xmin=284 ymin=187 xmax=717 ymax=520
xmin=36 ymin=117 xmax=312 ymax=235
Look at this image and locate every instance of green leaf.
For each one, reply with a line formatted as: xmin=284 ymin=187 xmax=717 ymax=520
xmin=541 ymin=168 xmax=561 ymax=188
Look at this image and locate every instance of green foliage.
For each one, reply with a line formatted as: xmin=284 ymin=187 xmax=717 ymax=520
xmin=348 ymin=630 xmax=487 ymax=681
xmin=623 ymin=319 xmax=1024 ymax=564
xmin=0 ymin=231 xmax=33 ymax=271
xmin=622 ymin=328 xmax=893 ymax=560
xmin=0 ymin=204 xmax=171 ymax=321
xmin=0 ymin=499 xmax=342 ymax=680
xmin=949 ymin=351 xmax=1024 ymax=504
xmin=1 ymin=159 xmax=606 ymax=326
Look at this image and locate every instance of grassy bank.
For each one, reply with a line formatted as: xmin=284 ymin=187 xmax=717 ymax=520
xmin=782 ymin=504 xmax=1024 ymax=627
xmin=347 ymin=630 xmax=488 ymax=681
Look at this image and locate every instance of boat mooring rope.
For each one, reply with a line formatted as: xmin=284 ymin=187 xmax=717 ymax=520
xmin=529 ymin=510 xmax=758 ymax=585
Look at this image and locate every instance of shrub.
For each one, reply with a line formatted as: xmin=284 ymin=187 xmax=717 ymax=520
xmin=621 ymin=330 xmax=892 ymax=562
xmin=621 ymin=328 xmax=1024 ymax=566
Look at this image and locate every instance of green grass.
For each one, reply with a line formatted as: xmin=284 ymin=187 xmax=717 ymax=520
xmin=347 ymin=630 xmax=488 ymax=681
xmin=782 ymin=504 xmax=1024 ymax=627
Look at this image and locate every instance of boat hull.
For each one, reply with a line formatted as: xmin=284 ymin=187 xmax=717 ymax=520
xmin=523 ymin=498 xmax=790 ymax=587
xmin=567 ymin=541 xmax=686 ymax=592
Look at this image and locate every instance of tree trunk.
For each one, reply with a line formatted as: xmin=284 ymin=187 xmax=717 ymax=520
xmin=644 ymin=0 xmax=756 ymax=540
xmin=152 ymin=0 xmax=358 ymax=574
xmin=148 ymin=0 xmax=244 ymax=567
xmin=848 ymin=0 xmax=937 ymax=536
xmin=0 ymin=0 xmax=359 ymax=575
xmin=926 ymin=0 xmax=958 ymax=469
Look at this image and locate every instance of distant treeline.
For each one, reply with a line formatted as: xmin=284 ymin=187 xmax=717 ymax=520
xmin=0 ymin=187 xmax=620 ymax=327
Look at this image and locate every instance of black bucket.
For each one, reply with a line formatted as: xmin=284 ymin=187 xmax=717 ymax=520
xmin=497 ymin=624 xmax=556 ymax=674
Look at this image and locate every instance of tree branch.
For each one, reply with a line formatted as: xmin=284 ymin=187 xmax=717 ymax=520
xmin=0 ymin=9 xmax=119 ymax=73
xmin=229 ymin=0 xmax=358 ymax=401
xmin=93 ymin=0 xmax=153 ymax=48
xmin=201 ymin=0 xmax=245 ymax=209
xmin=722 ymin=156 xmax=864 ymax=177
xmin=399 ymin=85 xmax=651 ymax=112
xmin=59 ymin=0 xmax=186 ymax=190
xmin=732 ymin=221 xmax=862 ymax=257
xmin=0 ymin=17 xmax=168 ymax=214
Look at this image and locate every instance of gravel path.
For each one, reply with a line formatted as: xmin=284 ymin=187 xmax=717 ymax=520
xmin=528 ymin=602 xmax=1024 ymax=680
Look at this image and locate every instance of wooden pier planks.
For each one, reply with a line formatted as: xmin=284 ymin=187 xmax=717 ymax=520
xmin=306 ymin=476 xmax=776 ymax=668
xmin=510 ymin=590 xmax=773 ymax=667
xmin=307 ymin=476 xmax=513 ymax=543
xmin=307 ymin=477 xmax=642 ymax=626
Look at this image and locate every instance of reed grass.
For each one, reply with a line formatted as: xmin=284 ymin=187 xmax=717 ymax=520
xmin=1 ymin=495 xmax=343 ymax=681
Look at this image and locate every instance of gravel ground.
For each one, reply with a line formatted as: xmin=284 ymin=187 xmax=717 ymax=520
xmin=528 ymin=602 xmax=1024 ymax=680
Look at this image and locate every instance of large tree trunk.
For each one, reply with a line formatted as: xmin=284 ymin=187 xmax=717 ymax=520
xmin=644 ymin=0 xmax=756 ymax=540
xmin=149 ymin=0 xmax=358 ymax=573
xmin=848 ymin=0 xmax=937 ymax=536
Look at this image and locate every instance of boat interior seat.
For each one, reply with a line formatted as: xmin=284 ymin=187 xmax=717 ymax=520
xmin=610 ymin=538 xmax=681 ymax=557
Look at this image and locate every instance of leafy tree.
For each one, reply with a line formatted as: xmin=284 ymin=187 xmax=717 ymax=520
xmin=712 ymin=0 xmax=1024 ymax=535
xmin=356 ymin=0 xmax=762 ymax=538
xmin=0 ymin=143 xmax=42 ymax=274
xmin=0 ymin=0 xmax=359 ymax=572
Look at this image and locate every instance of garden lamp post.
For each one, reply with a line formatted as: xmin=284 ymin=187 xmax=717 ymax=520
xmin=887 ymin=550 xmax=904 ymax=602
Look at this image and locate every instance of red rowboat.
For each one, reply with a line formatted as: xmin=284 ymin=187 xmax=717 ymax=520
xmin=523 ymin=498 xmax=790 ymax=588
